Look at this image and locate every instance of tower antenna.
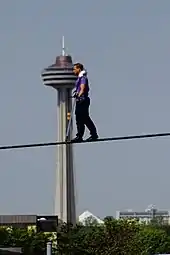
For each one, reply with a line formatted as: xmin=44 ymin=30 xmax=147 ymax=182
xmin=62 ymin=36 xmax=65 ymax=56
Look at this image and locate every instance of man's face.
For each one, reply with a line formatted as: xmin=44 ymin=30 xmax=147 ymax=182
xmin=73 ymin=65 xmax=80 ymax=76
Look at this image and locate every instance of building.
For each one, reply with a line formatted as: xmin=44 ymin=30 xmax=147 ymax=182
xmin=0 ymin=214 xmax=58 ymax=231
xmin=79 ymin=210 xmax=104 ymax=225
xmin=116 ymin=205 xmax=170 ymax=224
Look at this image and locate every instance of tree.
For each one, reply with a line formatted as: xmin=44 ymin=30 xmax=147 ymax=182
xmin=137 ymin=224 xmax=170 ymax=255
xmin=57 ymin=219 xmax=142 ymax=254
xmin=0 ymin=227 xmax=54 ymax=255
xmin=0 ymin=219 xmax=169 ymax=254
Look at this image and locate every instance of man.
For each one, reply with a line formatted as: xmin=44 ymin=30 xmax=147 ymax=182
xmin=71 ymin=62 xmax=98 ymax=142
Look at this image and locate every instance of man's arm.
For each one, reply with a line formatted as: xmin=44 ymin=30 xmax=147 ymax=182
xmin=78 ymin=83 xmax=85 ymax=97
xmin=78 ymin=77 xmax=86 ymax=97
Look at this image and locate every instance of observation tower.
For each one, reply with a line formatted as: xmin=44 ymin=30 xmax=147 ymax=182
xmin=41 ymin=37 xmax=77 ymax=225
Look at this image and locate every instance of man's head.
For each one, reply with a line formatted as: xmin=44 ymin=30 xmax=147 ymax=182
xmin=73 ymin=63 xmax=84 ymax=76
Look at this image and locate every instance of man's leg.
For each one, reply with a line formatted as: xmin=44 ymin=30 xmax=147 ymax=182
xmin=84 ymin=116 xmax=98 ymax=139
xmin=83 ymin=98 xmax=98 ymax=141
xmin=71 ymin=101 xmax=85 ymax=142
xmin=75 ymin=113 xmax=85 ymax=138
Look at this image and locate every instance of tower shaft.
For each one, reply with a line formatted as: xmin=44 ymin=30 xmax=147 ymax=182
xmin=56 ymin=88 xmax=76 ymax=224
xmin=41 ymin=54 xmax=77 ymax=225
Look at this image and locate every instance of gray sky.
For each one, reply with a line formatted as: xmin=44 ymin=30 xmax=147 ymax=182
xmin=0 ymin=0 xmax=170 ymax=218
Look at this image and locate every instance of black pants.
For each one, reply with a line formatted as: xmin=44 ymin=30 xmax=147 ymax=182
xmin=75 ymin=97 xmax=97 ymax=138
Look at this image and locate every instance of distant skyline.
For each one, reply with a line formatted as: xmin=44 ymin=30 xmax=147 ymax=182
xmin=0 ymin=0 xmax=170 ymax=218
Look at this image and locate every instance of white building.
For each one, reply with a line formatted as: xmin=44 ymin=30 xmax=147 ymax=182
xmin=79 ymin=210 xmax=104 ymax=225
xmin=116 ymin=205 xmax=170 ymax=224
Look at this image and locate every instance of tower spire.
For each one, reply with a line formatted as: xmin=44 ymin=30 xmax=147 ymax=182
xmin=62 ymin=36 xmax=65 ymax=56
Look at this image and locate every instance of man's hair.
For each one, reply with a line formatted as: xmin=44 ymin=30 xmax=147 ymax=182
xmin=74 ymin=62 xmax=84 ymax=71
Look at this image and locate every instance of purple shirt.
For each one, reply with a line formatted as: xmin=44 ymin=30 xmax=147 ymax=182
xmin=75 ymin=75 xmax=89 ymax=97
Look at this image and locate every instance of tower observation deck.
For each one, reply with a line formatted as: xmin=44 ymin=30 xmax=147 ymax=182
xmin=41 ymin=45 xmax=77 ymax=225
xmin=42 ymin=55 xmax=76 ymax=88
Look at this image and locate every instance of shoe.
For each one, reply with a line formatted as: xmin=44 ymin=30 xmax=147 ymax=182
xmin=71 ymin=136 xmax=83 ymax=143
xmin=85 ymin=135 xmax=98 ymax=142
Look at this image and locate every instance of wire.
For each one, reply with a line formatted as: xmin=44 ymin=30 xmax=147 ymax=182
xmin=0 ymin=132 xmax=170 ymax=151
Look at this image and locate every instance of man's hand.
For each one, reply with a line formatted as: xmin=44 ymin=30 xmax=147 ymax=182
xmin=72 ymin=90 xmax=78 ymax=98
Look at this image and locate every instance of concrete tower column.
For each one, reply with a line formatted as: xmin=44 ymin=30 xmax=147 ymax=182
xmin=41 ymin=52 xmax=77 ymax=225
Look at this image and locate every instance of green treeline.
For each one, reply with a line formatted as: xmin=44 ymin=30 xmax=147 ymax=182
xmin=0 ymin=218 xmax=170 ymax=254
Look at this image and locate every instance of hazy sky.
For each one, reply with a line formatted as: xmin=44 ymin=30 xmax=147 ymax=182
xmin=0 ymin=0 xmax=170 ymax=218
